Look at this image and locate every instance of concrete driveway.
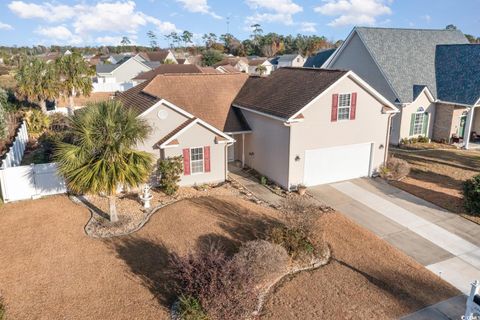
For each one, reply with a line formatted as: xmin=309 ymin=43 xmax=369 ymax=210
xmin=309 ymin=178 xmax=480 ymax=295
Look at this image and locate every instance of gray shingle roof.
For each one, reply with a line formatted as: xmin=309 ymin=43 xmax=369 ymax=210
xmin=304 ymin=48 xmax=336 ymax=68
xmin=435 ymin=44 xmax=480 ymax=106
xmin=355 ymin=27 xmax=468 ymax=103
xmin=96 ymin=63 xmax=118 ymax=73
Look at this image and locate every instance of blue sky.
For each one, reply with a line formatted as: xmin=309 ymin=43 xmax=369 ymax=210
xmin=0 ymin=0 xmax=479 ymax=47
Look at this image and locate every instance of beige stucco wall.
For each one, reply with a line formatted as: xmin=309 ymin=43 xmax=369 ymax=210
xmin=163 ymin=123 xmax=227 ymax=186
xmin=137 ymin=102 xmax=190 ymax=158
xmin=432 ymin=103 xmax=469 ymax=142
xmin=241 ymin=111 xmax=290 ymax=188
xmin=288 ymin=75 xmax=391 ymax=188
xmin=396 ymin=91 xmax=436 ymax=143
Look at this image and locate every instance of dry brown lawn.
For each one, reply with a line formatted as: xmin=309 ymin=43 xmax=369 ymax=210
xmin=391 ymin=148 xmax=480 ymax=223
xmin=0 ymin=194 xmax=458 ymax=320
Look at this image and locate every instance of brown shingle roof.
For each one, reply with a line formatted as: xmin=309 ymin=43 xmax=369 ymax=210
xmin=142 ymin=73 xmax=250 ymax=132
xmin=133 ymin=64 xmax=219 ymax=81
xmin=116 ymin=80 xmax=161 ymax=114
xmin=143 ymin=50 xmax=172 ymax=62
xmin=234 ymin=67 xmax=348 ymax=119
xmin=156 ymin=118 xmax=196 ymax=146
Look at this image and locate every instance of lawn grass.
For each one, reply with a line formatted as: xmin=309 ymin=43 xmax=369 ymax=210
xmin=391 ymin=148 xmax=480 ymax=223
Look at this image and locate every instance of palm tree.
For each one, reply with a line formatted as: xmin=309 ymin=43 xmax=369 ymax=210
xmin=56 ymin=52 xmax=94 ymax=114
xmin=15 ymin=58 xmax=59 ymax=113
xmin=55 ymin=100 xmax=153 ymax=222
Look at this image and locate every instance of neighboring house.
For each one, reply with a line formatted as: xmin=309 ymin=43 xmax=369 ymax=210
xmin=176 ymin=58 xmax=190 ymax=64
xmin=247 ymin=58 xmax=274 ymax=76
xmin=216 ymin=65 xmax=241 ymax=74
xmin=132 ymin=64 xmax=220 ymax=85
xmin=213 ymin=57 xmax=249 ymax=73
xmin=323 ymin=27 xmax=477 ymax=147
xmin=117 ymin=73 xmax=250 ymax=186
xmin=232 ymin=68 xmax=398 ymax=189
xmin=270 ymin=54 xmax=305 ymax=70
xmin=303 ymin=48 xmax=336 ymax=68
xmin=94 ymin=54 xmax=160 ymax=92
xmin=106 ymin=54 xmax=132 ymax=65
xmin=139 ymin=50 xmax=178 ymax=64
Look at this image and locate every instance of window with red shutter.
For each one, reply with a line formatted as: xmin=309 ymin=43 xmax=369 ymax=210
xmin=350 ymin=92 xmax=357 ymax=120
xmin=204 ymin=146 xmax=211 ymax=172
xmin=182 ymin=148 xmax=190 ymax=175
xmin=331 ymin=94 xmax=338 ymax=122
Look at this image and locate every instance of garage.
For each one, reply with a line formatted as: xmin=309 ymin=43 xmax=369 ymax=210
xmin=303 ymin=143 xmax=373 ymax=186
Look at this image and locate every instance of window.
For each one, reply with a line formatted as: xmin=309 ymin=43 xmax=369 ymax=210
xmin=338 ymin=94 xmax=351 ymax=120
xmin=190 ymin=147 xmax=204 ymax=174
xmin=412 ymin=112 xmax=425 ymax=135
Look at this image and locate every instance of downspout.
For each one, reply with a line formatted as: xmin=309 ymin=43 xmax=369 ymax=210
xmin=225 ymin=142 xmax=234 ymax=180
xmin=384 ymin=113 xmax=395 ymax=164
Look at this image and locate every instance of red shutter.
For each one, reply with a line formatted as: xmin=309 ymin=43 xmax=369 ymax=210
xmin=204 ymin=146 xmax=211 ymax=173
xmin=350 ymin=92 xmax=357 ymax=120
xmin=182 ymin=148 xmax=190 ymax=175
xmin=331 ymin=94 xmax=339 ymax=122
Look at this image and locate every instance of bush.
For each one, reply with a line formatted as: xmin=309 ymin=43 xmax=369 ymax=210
xmin=24 ymin=109 xmax=50 ymax=137
xmin=267 ymin=226 xmax=315 ymax=259
xmin=170 ymin=243 xmax=256 ymax=320
xmin=380 ymin=157 xmax=410 ymax=181
xmin=48 ymin=113 xmax=69 ymax=132
xmin=463 ymin=174 xmax=480 ymax=215
xmin=232 ymin=240 xmax=289 ymax=284
xmin=158 ymin=156 xmax=183 ymax=195
xmin=260 ymin=176 xmax=267 ymax=185
xmin=177 ymin=295 xmax=209 ymax=320
xmin=417 ymin=135 xmax=429 ymax=143
xmin=280 ymin=197 xmax=323 ymax=237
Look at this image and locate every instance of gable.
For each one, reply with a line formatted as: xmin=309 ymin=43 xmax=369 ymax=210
xmin=328 ymin=31 xmax=398 ymax=104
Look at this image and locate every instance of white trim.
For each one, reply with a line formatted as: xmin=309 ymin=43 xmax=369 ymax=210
xmin=224 ymin=130 xmax=252 ymax=134
xmin=321 ymin=28 xmax=356 ymax=68
xmin=436 ymin=99 xmax=475 ymax=108
xmin=233 ymin=104 xmax=288 ymax=122
xmin=189 ymin=146 xmax=205 ymax=175
xmin=287 ymin=71 xmax=399 ymax=122
xmin=415 ymin=86 xmax=435 ymax=103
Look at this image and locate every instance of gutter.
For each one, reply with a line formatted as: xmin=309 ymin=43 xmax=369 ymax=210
xmin=384 ymin=113 xmax=395 ymax=164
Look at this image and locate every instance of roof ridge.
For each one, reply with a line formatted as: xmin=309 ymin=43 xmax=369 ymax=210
xmin=281 ymin=67 xmax=348 ymax=72
xmin=356 ymin=26 xmax=462 ymax=32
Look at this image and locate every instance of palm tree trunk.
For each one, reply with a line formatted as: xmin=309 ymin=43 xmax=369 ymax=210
xmin=67 ymin=88 xmax=75 ymax=115
xmin=108 ymin=195 xmax=119 ymax=222
xmin=39 ymin=100 xmax=47 ymax=114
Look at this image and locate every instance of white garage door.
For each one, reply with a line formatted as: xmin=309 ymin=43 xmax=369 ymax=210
xmin=304 ymin=143 xmax=373 ymax=186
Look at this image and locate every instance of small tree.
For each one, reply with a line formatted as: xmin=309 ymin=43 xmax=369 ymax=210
xmin=255 ymin=65 xmax=267 ymax=76
xmin=201 ymin=49 xmax=223 ymax=66
xmin=0 ymin=88 xmax=7 ymax=139
xmin=464 ymin=174 xmax=480 ymax=215
xmin=158 ymin=156 xmax=183 ymax=195
xmin=55 ymin=100 xmax=153 ymax=222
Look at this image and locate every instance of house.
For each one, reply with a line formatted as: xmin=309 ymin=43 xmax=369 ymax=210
xmin=94 ymin=54 xmax=160 ymax=92
xmin=247 ymin=58 xmax=274 ymax=76
xmin=216 ymin=64 xmax=241 ymax=74
xmin=232 ymin=68 xmax=398 ymax=189
xmin=132 ymin=64 xmax=220 ymax=85
xmin=270 ymin=54 xmax=305 ymax=70
xmin=139 ymin=50 xmax=178 ymax=64
xmin=433 ymin=44 xmax=480 ymax=148
xmin=322 ymin=27 xmax=476 ymax=147
xmin=117 ymin=66 xmax=398 ymax=189
xmin=303 ymin=48 xmax=336 ymax=68
xmin=176 ymin=58 xmax=190 ymax=65
xmin=106 ymin=54 xmax=132 ymax=65
xmin=117 ymin=73 xmax=250 ymax=186
xmin=213 ymin=57 xmax=249 ymax=73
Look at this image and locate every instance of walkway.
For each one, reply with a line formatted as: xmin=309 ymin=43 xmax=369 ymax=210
xmin=309 ymin=178 xmax=480 ymax=295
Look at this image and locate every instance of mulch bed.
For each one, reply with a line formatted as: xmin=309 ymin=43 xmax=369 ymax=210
xmin=391 ymin=148 xmax=480 ymax=224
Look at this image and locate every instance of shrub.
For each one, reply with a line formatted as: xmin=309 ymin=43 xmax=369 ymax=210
xmin=417 ymin=135 xmax=429 ymax=143
xmin=48 ymin=113 xmax=69 ymax=132
xmin=158 ymin=156 xmax=183 ymax=195
xmin=232 ymin=240 xmax=289 ymax=284
xmin=24 ymin=109 xmax=50 ymax=137
xmin=267 ymin=226 xmax=315 ymax=259
xmin=177 ymin=295 xmax=209 ymax=320
xmin=280 ymin=197 xmax=323 ymax=237
xmin=260 ymin=176 xmax=267 ymax=185
xmin=463 ymin=174 xmax=480 ymax=215
xmin=170 ymin=243 xmax=256 ymax=320
xmin=380 ymin=157 xmax=410 ymax=181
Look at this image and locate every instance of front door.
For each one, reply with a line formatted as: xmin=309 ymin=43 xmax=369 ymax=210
xmin=459 ymin=115 xmax=467 ymax=138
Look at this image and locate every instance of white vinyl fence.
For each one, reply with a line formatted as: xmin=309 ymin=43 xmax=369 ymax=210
xmin=1 ymin=120 xmax=28 ymax=169
xmin=0 ymin=163 xmax=67 ymax=203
